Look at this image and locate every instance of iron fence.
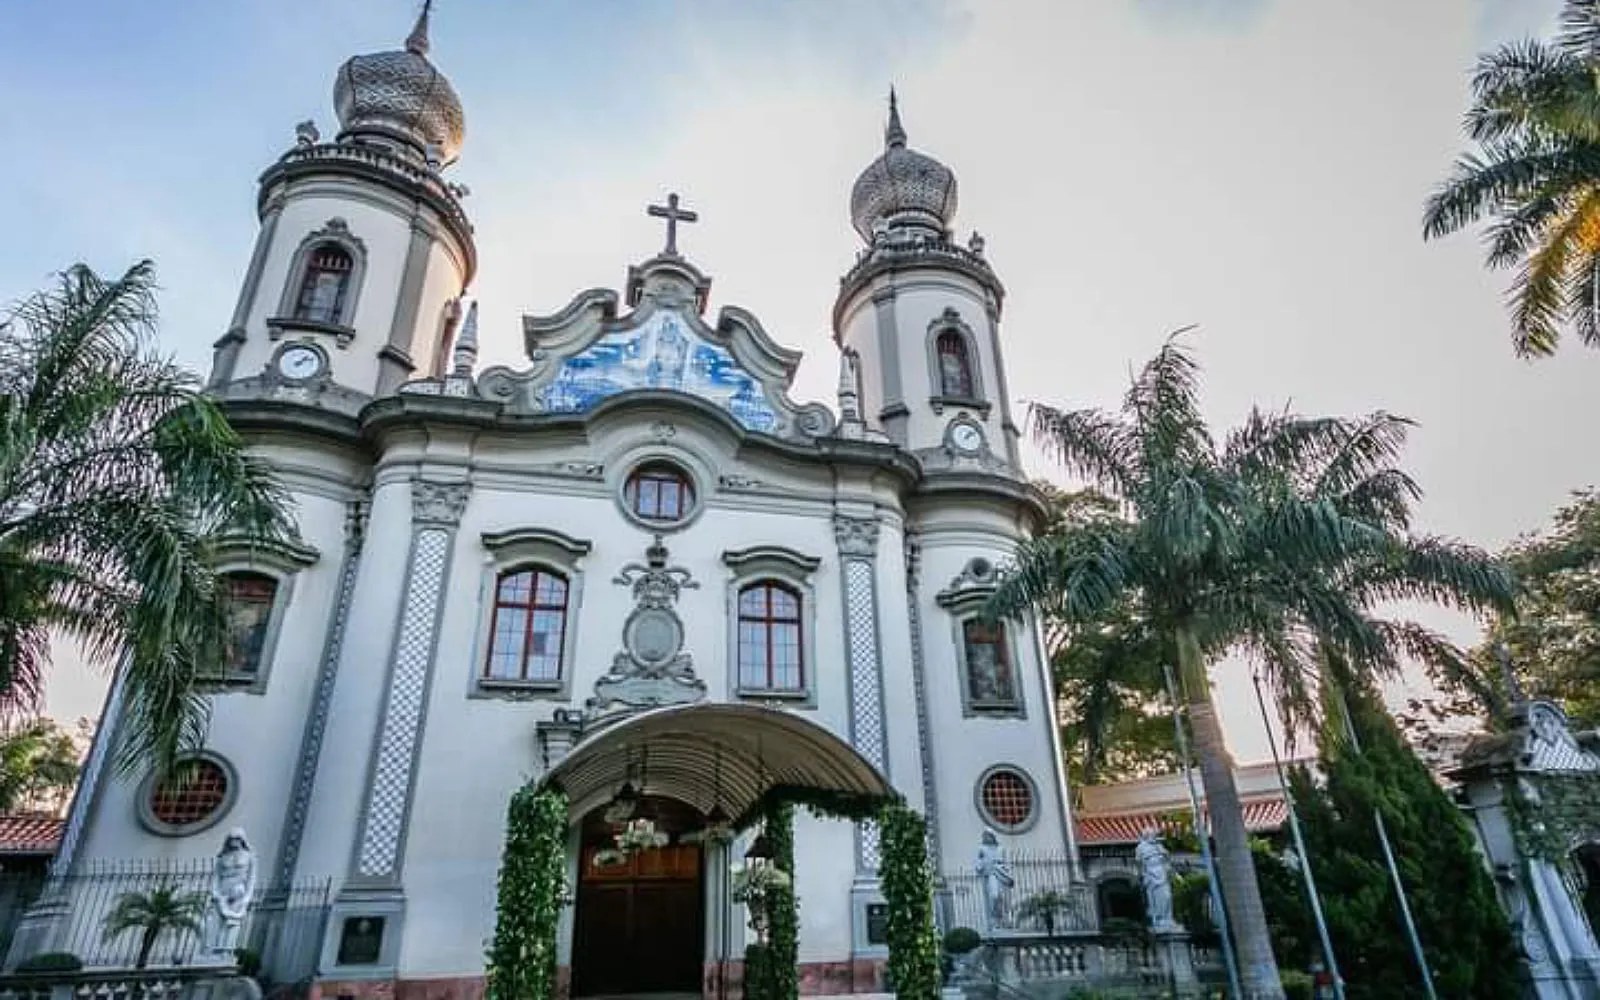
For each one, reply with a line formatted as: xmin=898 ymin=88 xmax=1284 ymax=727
xmin=10 ymin=861 xmax=327 ymax=984
xmin=941 ymin=851 xmax=1097 ymax=936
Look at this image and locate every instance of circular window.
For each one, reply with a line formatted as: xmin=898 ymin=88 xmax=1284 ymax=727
xmin=139 ymin=754 xmax=236 ymax=836
xmin=620 ymin=460 xmax=699 ymax=529
xmin=977 ymin=766 xmax=1037 ymax=832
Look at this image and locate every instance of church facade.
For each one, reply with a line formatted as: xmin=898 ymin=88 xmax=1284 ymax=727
xmin=44 ymin=9 xmax=1078 ymax=996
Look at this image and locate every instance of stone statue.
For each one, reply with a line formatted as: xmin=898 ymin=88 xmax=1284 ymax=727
xmin=1136 ymin=827 xmax=1180 ymax=933
xmin=975 ymin=828 xmax=1014 ymax=929
xmin=294 ymin=120 xmax=319 ymax=146
xmin=205 ymin=828 xmax=257 ymax=959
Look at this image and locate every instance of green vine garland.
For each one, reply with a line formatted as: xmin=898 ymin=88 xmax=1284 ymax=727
xmin=486 ymin=786 xmax=568 ymax=1000
xmin=878 ymin=804 xmax=941 ymax=1000
xmin=1507 ymin=772 xmax=1600 ymax=862
xmin=744 ymin=803 xmax=799 ymax=1000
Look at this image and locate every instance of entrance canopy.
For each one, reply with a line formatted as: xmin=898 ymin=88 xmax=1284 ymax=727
xmin=538 ymin=703 xmax=895 ymax=824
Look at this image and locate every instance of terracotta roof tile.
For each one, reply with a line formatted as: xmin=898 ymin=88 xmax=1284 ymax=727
xmin=0 ymin=815 xmax=63 ymax=854
xmin=1075 ymin=800 xmax=1287 ymax=845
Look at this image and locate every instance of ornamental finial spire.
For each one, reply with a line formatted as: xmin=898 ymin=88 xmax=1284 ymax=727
xmin=406 ymin=0 xmax=433 ymax=56
xmin=885 ymin=86 xmax=907 ymax=149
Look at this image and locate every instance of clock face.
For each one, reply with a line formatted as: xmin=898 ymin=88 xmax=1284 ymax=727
xmin=951 ymin=422 xmax=984 ymax=454
xmin=277 ymin=345 xmax=323 ymax=380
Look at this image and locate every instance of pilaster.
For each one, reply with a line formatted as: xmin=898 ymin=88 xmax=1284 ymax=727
xmin=903 ymin=531 xmax=941 ymax=864
xmin=325 ymin=479 xmax=467 ymax=980
xmin=349 ymin=479 xmax=468 ymax=884
xmin=209 ymin=195 xmax=285 ymax=388
xmin=835 ymin=513 xmax=889 ymax=872
xmin=376 ymin=218 xmax=435 ymax=396
xmin=871 ymin=287 xmax=908 ymax=445
xmin=273 ymin=499 xmax=369 ymax=888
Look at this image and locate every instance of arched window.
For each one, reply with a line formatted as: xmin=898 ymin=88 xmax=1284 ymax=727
xmin=936 ymin=329 xmax=974 ymax=398
xmin=485 ymin=567 xmax=569 ymax=683
xmin=221 ymin=572 xmax=278 ymax=678
xmin=962 ymin=618 xmax=1017 ymax=708
xmin=625 ymin=463 xmax=694 ymax=523
xmin=294 ymin=243 xmax=354 ymax=324
xmin=737 ymin=582 xmax=803 ymax=691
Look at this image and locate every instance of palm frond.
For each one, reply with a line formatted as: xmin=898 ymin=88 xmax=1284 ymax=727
xmin=1026 ymin=404 xmax=1140 ymax=499
xmin=0 ymin=261 xmax=293 ymax=774
xmin=985 ymin=525 xmax=1135 ymax=625
xmin=1422 ymin=142 xmax=1600 ymax=241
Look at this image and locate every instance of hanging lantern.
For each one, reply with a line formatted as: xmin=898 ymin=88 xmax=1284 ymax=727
xmin=745 ymin=830 xmax=776 ymax=866
xmin=603 ymin=780 xmax=640 ymax=823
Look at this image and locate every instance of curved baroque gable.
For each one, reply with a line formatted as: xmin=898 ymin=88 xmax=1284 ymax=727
xmin=477 ymin=292 xmax=834 ymax=440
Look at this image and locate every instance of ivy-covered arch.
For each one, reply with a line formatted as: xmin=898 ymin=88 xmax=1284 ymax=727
xmin=483 ymin=704 xmax=942 ymax=1000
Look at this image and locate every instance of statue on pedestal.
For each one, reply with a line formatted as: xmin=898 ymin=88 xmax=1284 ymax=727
xmin=1136 ymin=827 xmax=1181 ymax=933
xmin=204 ymin=828 xmax=257 ymax=961
xmin=975 ymin=829 xmax=1014 ymax=930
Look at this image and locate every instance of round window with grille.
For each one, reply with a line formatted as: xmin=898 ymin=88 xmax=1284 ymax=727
xmin=977 ymin=766 xmax=1037 ymax=832
xmin=139 ymin=755 xmax=236 ymax=836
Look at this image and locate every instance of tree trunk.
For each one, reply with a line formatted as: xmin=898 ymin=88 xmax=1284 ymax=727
xmin=1176 ymin=627 xmax=1284 ymax=1000
xmin=136 ymin=925 xmax=158 ymax=969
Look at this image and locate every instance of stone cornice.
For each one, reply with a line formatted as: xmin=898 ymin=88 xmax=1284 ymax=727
xmin=911 ymin=472 xmax=1050 ymax=530
xmin=834 ymin=238 xmax=1004 ymax=334
xmin=258 ymin=141 xmax=477 ymax=286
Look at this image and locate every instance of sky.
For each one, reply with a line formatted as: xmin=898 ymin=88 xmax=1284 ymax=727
xmin=1 ymin=0 xmax=1592 ymax=763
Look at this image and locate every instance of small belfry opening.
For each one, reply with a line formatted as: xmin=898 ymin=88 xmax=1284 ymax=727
xmin=483 ymin=703 xmax=942 ymax=1000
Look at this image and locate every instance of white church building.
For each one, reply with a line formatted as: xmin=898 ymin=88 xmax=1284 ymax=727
xmin=37 ymin=8 xmax=1079 ymax=998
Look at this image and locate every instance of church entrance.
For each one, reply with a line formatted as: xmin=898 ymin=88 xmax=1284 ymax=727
xmin=571 ymin=796 xmax=705 ymax=997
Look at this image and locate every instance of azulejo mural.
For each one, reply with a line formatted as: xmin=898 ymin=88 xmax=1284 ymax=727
xmin=536 ymin=309 xmax=781 ymax=433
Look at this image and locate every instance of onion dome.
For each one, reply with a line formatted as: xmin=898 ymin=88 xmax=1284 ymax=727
xmin=333 ymin=2 xmax=465 ymax=165
xmin=849 ymin=91 xmax=958 ymax=242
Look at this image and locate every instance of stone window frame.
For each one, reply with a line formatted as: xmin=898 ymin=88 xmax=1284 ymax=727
xmin=937 ymin=561 xmax=1027 ymax=719
xmin=470 ymin=528 xmax=591 ymax=702
xmin=268 ymin=218 xmax=368 ymax=348
xmin=136 ymin=750 xmax=240 ymax=838
xmin=612 ymin=452 xmax=707 ymax=535
xmin=204 ymin=535 xmax=319 ymax=695
xmin=926 ymin=307 xmax=991 ymax=416
xmin=974 ymin=763 xmax=1040 ymax=834
xmin=723 ymin=546 xmax=822 ymax=708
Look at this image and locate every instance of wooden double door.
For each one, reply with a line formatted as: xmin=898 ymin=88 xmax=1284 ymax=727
xmin=572 ymin=803 xmax=705 ymax=996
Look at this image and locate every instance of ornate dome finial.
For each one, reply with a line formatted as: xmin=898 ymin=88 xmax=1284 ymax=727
xmin=406 ymin=0 xmax=433 ymax=56
xmin=848 ymin=89 xmax=958 ymax=242
xmin=333 ymin=0 xmax=465 ymax=165
xmin=886 ymin=87 xmax=906 ymax=149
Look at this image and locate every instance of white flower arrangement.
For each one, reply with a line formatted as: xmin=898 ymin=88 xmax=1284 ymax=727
xmin=730 ymin=861 xmax=792 ymax=904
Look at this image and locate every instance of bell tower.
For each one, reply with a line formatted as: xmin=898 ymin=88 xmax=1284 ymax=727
xmin=207 ymin=2 xmax=476 ymax=401
xmin=833 ymin=93 xmax=1021 ymax=472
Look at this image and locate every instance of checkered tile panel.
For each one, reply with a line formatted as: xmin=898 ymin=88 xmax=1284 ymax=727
xmin=356 ymin=528 xmax=449 ymax=877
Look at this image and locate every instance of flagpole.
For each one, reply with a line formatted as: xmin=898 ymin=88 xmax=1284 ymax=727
xmin=1251 ymin=671 xmax=1346 ymax=1000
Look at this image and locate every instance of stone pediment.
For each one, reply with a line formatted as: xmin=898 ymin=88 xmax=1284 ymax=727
xmin=476 ymin=256 xmax=835 ymax=441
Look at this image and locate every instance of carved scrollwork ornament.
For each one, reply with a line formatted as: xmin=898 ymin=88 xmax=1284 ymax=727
xmin=411 ymin=480 xmax=470 ymax=526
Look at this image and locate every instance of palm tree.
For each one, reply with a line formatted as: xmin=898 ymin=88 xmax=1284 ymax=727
xmin=987 ymin=337 xmax=1513 ymax=999
xmin=1423 ymin=0 xmax=1600 ymax=357
xmin=101 ymin=883 xmax=207 ymax=969
xmin=0 ymin=261 xmax=290 ymax=773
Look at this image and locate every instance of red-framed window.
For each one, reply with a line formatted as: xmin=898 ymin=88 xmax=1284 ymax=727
xmin=625 ymin=464 xmax=693 ymax=522
xmin=736 ymin=582 xmax=803 ymax=691
xmin=980 ymin=769 xmax=1034 ymax=829
xmin=149 ymin=759 xmax=229 ymax=828
xmin=485 ymin=567 xmax=569 ymax=683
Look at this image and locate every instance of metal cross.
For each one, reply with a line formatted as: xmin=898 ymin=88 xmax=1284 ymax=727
xmin=647 ymin=192 xmax=698 ymax=256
